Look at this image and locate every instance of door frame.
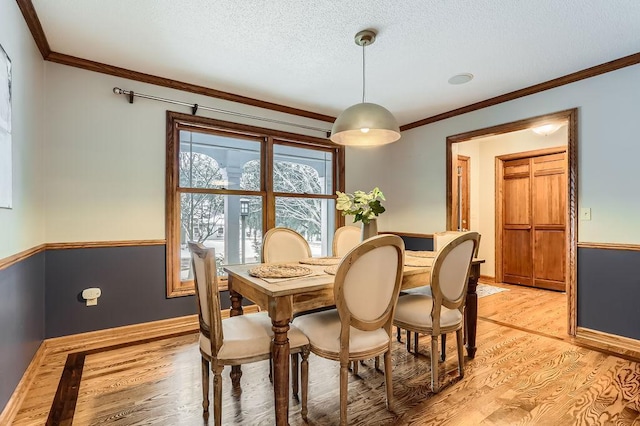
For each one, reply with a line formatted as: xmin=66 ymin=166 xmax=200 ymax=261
xmin=452 ymin=155 xmax=470 ymax=231
xmin=495 ymin=146 xmax=567 ymax=286
xmin=445 ymin=108 xmax=578 ymax=336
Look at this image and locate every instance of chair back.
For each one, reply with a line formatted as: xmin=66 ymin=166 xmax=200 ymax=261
xmin=189 ymin=242 xmax=224 ymax=357
xmin=262 ymin=227 xmax=312 ymax=263
xmin=434 ymin=230 xmax=481 ymax=257
xmin=332 ymin=225 xmax=361 ymax=257
xmin=334 ymin=235 xmax=404 ymax=337
xmin=429 ymin=232 xmax=480 ymax=333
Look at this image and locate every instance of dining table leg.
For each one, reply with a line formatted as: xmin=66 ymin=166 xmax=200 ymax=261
xmin=272 ymin=317 xmax=291 ymax=426
xmin=268 ymin=296 xmax=293 ymax=426
xmin=464 ymin=262 xmax=481 ymax=358
xmin=229 ymin=284 xmax=244 ymax=387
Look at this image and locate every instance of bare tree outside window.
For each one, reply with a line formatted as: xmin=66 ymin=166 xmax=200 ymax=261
xmin=242 ymin=159 xmax=324 ymax=257
xmin=273 ymin=161 xmax=322 ymax=238
xmin=180 ymin=152 xmax=225 ymax=243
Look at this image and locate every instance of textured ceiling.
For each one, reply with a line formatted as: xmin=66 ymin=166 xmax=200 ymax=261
xmin=31 ymin=0 xmax=640 ymax=125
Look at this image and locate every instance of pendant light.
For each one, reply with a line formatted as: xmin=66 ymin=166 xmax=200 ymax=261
xmin=330 ymin=30 xmax=401 ymax=146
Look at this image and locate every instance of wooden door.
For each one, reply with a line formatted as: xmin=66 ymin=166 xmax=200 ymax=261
xmin=499 ymin=150 xmax=566 ymax=291
xmin=452 ymin=155 xmax=470 ymax=231
xmin=532 ymin=153 xmax=566 ymax=290
xmin=502 ymin=158 xmax=533 ymax=286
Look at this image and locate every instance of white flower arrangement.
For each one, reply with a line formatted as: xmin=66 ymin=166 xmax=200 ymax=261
xmin=335 ymin=187 xmax=386 ymax=224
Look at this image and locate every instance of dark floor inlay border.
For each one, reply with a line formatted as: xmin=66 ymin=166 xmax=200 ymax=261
xmin=47 ymin=352 xmax=85 ymax=426
xmin=46 ymin=330 xmax=196 ymax=425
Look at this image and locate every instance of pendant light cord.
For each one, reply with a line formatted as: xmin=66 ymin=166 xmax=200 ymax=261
xmin=362 ymin=43 xmax=366 ymax=103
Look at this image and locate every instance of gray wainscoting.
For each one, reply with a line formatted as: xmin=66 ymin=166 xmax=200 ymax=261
xmin=578 ymin=247 xmax=640 ymax=340
xmin=0 ymin=252 xmax=45 ymax=414
xmin=45 ymin=245 xmax=197 ymax=338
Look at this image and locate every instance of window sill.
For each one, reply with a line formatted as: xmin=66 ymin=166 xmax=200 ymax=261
xmin=167 ymin=277 xmax=229 ymax=298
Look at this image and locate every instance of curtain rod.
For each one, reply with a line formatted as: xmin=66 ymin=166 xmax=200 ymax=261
xmin=112 ymin=87 xmax=331 ymax=136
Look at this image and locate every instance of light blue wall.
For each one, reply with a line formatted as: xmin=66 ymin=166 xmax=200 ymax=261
xmin=378 ymin=64 xmax=640 ymax=244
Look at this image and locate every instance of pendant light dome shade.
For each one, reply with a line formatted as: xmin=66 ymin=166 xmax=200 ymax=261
xmin=330 ymin=29 xmax=400 ymax=146
xmin=330 ymin=102 xmax=401 ymax=146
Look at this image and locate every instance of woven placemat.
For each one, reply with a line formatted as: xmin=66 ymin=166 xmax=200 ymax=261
xmin=299 ymin=257 xmax=341 ymax=266
xmin=249 ymin=264 xmax=312 ymax=279
xmin=404 ymin=256 xmax=434 ymax=267
xmin=406 ymin=250 xmax=436 ymax=258
xmin=324 ymin=265 xmax=339 ymax=275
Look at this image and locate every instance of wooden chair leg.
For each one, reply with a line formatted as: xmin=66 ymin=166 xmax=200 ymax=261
xmin=291 ymin=353 xmax=299 ymax=400
xmin=201 ymin=357 xmax=210 ymax=414
xmin=213 ymin=363 xmax=224 ymax=426
xmin=406 ymin=330 xmax=411 ymax=352
xmin=301 ymin=347 xmax=309 ymax=421
xmin=414 ymin=331 xmax=419 ymax=353
xmin=375 ymin=356 xmax=380 ymax=371
xmin=430 ymin=336 xmax=439 ymax=393
xmin=456 ymin=329 xmax=465 ymax=378
xmin=268 ymin=358 xmax=273 ymax=383
xmin=440 ymin=334 xmax=447 ymax=362
xmin=396 ymin=326 xmax=402 ymax=342
xmin=340 ymin=361 xmax=349 ymax=426
xmin=384 ymin=350 xmax=394 ymax=411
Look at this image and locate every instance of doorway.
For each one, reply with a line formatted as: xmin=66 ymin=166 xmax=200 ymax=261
xmin=446 ymin=109 xmax=577 ymax=335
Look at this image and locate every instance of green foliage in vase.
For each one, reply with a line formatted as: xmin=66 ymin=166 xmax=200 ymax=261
xmin=335 ymin=187 xmax=386 ymax=224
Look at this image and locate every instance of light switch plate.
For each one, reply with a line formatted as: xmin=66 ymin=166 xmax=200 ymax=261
xmin=580 ymin=207 xmax=591 ymax=221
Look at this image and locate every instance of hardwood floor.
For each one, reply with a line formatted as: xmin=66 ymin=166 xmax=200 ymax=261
xmin=13 ymin=285 xmax=640 ymax=425
xmin=477 ymin=281 xmax=567 ymax=339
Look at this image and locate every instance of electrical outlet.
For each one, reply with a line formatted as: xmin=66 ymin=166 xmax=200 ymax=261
xmin=580 ymin=207 xmax=591 ymax=221
xmin=82 ymin=287 xmax=102 ymax=306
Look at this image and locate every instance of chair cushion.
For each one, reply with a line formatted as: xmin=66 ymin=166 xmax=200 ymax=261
xmin=292 ymin=309 xmax=390 ymax=356
xmin=199 ymin=311 xmax=309 ymax=361
xmin=394 ymin=294 xmax=462 ymax=329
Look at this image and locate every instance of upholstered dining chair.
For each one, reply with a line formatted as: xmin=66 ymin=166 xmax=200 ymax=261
xmin=434 ymin=230 xmax=481 ymax=257
xmin=261 ymin=227 xmax=312 ymax=384
xmin=400 ymin=230 xmax=481 ymax=358
xmin=332 ymin=225 xmax=361 ymax=257
xmin=189 ymin=242 xmax=310 ymax=425
xmin=292 ymin=235 xmax=405 ymax=425
xmin=393 ymin=232 xmax=479 ymax=393
xmin=262 ymin=227 xmax=312 ymax=263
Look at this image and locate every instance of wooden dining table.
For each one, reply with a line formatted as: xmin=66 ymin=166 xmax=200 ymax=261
xmin=224 ymin=256 xmax=483 ymax=426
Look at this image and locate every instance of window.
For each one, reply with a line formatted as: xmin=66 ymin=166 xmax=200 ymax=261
xmin=166 ymin=112 xmax=345 ymax=297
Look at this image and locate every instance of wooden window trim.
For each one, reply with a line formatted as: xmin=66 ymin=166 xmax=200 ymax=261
xmin=166 ymin=111 xmax=345 ymax=298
